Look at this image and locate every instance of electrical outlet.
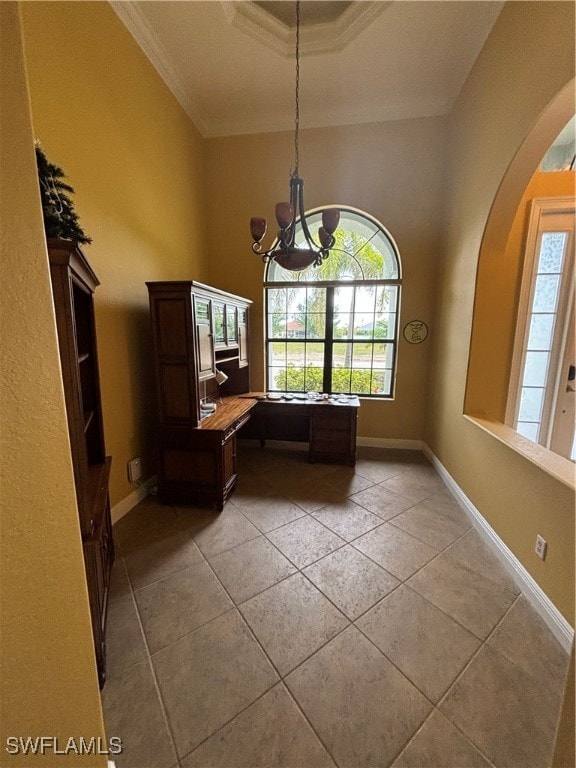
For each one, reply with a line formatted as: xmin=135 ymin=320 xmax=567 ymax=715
xmin=535 ymin=535 xmax=547 ymax=560
xmin=128 ymin=457 xmax=142 ymax=484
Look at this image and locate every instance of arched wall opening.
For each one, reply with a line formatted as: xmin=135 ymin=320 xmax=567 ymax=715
xmin=464 ymin=80 xmax=575 ymax=486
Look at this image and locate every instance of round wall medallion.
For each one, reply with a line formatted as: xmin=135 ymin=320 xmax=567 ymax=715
xmin=403 ymin=320 xmax=428 ymax=344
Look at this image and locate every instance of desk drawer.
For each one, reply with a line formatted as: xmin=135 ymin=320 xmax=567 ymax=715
xmin=311 ymin=412 xmax=352 ymax=432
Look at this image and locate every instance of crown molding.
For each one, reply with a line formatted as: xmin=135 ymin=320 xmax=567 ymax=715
xmin=203 ymin=98 xmax=449 ymax=139
xmin=222 ymin=1 xmax=391 ymax=57
xmin=109 ymin=0 xmax=208 ymax=136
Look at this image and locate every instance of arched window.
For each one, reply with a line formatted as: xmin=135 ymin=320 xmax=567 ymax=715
xmin=264 ymin=206 xmax=402 ymax=398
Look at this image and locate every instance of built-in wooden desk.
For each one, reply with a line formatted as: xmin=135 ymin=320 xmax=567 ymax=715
xmin=238 ymin=393 xmax=360 ymax=466
xmin=159 ymin=395 xmax=256 ymax=510
xmin=160 ymin=394 xmax=359 ymax=509
xmin=198 ymin=395 xmax=256 ymax=433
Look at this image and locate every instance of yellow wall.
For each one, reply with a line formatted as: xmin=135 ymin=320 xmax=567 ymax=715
xmin=426 ymin=1 xmax=575 ymax=623
xmin=0 ymin=3 xmax=106 ymax=764
xmin=6 ymin=0 xmax=574 ymax=760
xmin=467 ymin=169 xmax=575 ymax=420
xmin=205 ymin=117 xmax=448 ymax=440
xmin=20 ymin=1 xmax=209 ymax=505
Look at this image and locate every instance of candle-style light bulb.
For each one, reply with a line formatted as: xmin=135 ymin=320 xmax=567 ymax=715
xmin=322 ymin=209 xmax=340 ymax=235
xmin=275 ymin=202 xmax=294 ymax=230
xmin=250 ymin=217 xmax=267 ymax=243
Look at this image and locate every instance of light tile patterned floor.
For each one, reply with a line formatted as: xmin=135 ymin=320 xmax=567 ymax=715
xmin=102 ymin=445 xmax=570 ymax=768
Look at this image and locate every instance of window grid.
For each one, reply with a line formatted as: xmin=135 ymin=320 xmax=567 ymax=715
xmin=265 ymin=207 xmax=401 ymax=399
xmin=516 ymin=231 xmax=567 ymax=441
xmin=266 ymin=284 xmax=399 ymax=397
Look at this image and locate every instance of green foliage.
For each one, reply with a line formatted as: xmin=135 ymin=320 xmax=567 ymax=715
xmin=345 ymin=368 xmax=382 ymax=394
xmin=279 ymin=363 xmax=323 ymax=391
xmin=375 ymin=319 xmax=389 ymax=338
xmin=274 ymin=363 xmax=382 ymax=395
xmin=310 ymin=228 xmax=386 ymax=281
xmin=35 ymin=144 xmax=91 ymax=245
xmin=285 ymin=221 xmax=387 ymax=282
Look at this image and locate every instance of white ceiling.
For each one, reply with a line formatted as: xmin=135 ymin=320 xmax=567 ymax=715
xmin=111 ymin=1 xmax=504 ymax=138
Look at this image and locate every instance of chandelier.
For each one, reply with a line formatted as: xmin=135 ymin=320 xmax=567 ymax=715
xmin=249 ymin=0 xmax=340 ymax=271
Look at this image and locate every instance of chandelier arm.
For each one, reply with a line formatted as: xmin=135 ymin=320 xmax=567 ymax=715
xmin=296 ymin=181 xmax=320 ymax=251
xmin=284 ymin=174 xmax=298 ymax=247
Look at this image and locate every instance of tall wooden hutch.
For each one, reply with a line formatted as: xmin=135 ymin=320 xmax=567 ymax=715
xmin=47 ymin=239 xmax=113 ymax=688
xmin=147 ymin=281 xmax=252 ymax=510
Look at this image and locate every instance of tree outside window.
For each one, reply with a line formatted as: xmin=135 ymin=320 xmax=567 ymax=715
xmin=265 ymin=207 xmax=402 ymax=398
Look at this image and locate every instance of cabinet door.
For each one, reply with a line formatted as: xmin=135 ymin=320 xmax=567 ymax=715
xmin=213 ymin=302 xmax=225 ymax=347
xmin=226 ymin=304 xmax=238 ymax=347
xmin=83 ymin=535 xmax=107 ymax=686
xmin=222 ymin=432 xmax=236 ymax=487
xmin=195 ymin=297 xmax=215 ymax=380
xmin=238 ymin=307 xmax=249 ymax=367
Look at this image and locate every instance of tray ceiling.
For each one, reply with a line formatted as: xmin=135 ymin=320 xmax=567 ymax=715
xmin=111 ymin=1 xmax=504 ymax=138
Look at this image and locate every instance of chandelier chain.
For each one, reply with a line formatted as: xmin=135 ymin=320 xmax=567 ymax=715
xmin=294 ymin=0 xmax=300 ymax=176
xmin=249 ymin=0 xmax=341 ymax=270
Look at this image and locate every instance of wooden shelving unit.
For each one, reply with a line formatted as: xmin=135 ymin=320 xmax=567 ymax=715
xmin=47 ymin=238 xmax=114 ymax=688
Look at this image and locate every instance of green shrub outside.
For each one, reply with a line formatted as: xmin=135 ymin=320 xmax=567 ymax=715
xmin=274 ymin=363 xmax=383 ymax=394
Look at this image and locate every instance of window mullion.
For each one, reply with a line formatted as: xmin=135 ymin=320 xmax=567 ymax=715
xmin=323 ymin=287 xmax=334 ymax=393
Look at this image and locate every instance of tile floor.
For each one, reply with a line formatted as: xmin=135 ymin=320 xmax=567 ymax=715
xmin=102 ymin=445 xmax=570 ymax=768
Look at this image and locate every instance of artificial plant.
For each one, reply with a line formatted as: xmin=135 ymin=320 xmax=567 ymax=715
xmin=35 ymin=143 xmax=91 ymax=245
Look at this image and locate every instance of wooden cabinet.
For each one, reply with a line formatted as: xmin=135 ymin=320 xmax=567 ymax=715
xmin=47 ymin=239 xmax=114 ymax=689
xmin=147 ymin=281 xmax=252 ymax=508
xmin=309 ymin=405 xmax=358 ymax=465
xmin=149 ymin=287 xmax=200 ymax=426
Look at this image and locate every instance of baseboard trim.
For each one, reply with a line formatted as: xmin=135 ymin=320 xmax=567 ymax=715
xmin=111 ymin=476 xmax=156 ymax=524
xmin=237 ymin=436 xmax=424 ymax=452
xmin=357 ymin=436 xmax=424 ymax=450
xmin=422 ymin=444 xmax=574 ymax=652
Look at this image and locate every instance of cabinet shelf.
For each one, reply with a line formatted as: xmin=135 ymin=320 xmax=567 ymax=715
xmin=84 ymin=410 xmax=95 ymax=433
